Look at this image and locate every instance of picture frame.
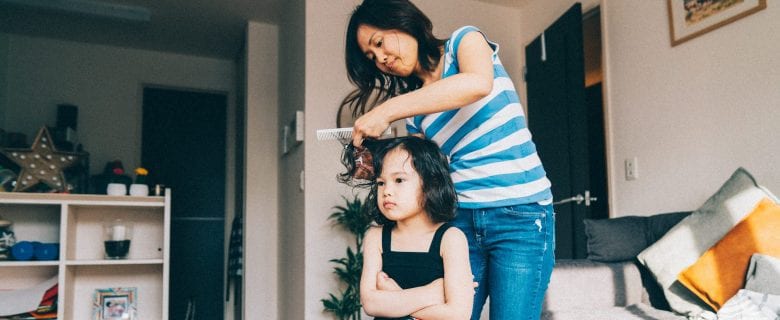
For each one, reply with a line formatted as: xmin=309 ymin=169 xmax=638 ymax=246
xmin=93 ymin=287 xmax=137 ymax=320
xmin=667 ymin=0 xmax=766 ymax=46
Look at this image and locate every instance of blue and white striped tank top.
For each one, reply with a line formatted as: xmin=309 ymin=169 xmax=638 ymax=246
xmin=406 ymin=26 xmax=552 ymax=209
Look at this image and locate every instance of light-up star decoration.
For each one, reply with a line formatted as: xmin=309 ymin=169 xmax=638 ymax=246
xmin=1 ymin=126 xmax=85 ymax=192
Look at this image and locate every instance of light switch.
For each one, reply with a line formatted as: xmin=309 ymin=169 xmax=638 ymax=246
xmin=625 ymin=157 xmax=638 ymax=180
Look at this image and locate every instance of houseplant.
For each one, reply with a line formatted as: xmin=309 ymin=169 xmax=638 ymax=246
xmin=322 ymin=195 xmax=373 ymax=320
xmin=129 ymin=167 xmax=149 ymax=196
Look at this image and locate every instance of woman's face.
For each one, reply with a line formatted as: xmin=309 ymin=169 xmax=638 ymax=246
xmin=356 ymin=24 xmax=419 ymax=77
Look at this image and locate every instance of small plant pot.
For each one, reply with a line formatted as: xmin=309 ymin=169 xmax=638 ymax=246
xmin=129 ymin=184 xmax=149 ymax=197
xmin=106 ymin=183 xmax=127 ymax=196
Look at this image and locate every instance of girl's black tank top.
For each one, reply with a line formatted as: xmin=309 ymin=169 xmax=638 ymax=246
xmin=375 ymin=223 xmax=451 ymax=320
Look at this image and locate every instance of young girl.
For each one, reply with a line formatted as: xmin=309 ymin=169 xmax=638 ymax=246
xmin=357 ymin=136 xmax=473 ymax=320
xmin=342 ymin=1 xmax=555 ymax=319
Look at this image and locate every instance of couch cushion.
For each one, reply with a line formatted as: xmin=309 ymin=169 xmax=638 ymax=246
xmin=541 ymin=304 xmax=684 ymax=320
xmin=584 ymin=211 xmax=690 ymax=262
xmin=543 ymin=260 xmax=646 ymax=311
xmin=584 ymin=216 xmax=647 ymax=262
xmin=745 ymin=254 xmax=780 ymax=295
xmin=678 ymin=198 xmax=780 ymax=310
xmin=637 ymin=167 xmax=777 ymax=316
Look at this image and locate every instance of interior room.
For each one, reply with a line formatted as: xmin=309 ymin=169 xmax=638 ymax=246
xmin=1 ymin=0 xmax=778 ymax=319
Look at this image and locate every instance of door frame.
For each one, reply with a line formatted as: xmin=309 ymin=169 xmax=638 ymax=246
xmin=524 ymin=1 xmax=616 ymax=218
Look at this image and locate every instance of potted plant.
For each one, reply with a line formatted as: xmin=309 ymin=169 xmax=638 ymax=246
xmin=129 ymin=167 xmax=149 ymax=197
xmin=322 ymin=195 xmax=373 ymax=320
xmin=106 ymin=162 xmax=131 ymax=195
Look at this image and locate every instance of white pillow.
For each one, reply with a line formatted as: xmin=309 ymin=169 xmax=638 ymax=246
xmin=637 ymin=167 xmax=777 ymax=316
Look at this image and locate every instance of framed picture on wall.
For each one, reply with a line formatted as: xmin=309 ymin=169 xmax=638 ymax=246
xmin=93 ymin=287 xmax=137 ymax=320
xmin=668 ymin=0 xmax=767 ymax=46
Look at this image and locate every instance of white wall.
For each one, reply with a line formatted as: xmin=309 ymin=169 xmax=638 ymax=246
xmin=604 ymin=1 xmax=780 ymax=215
xmin=277 ymin=0 xmax=306 ymax=318
xmin=519 ymin=0 xmax=780 ymax=216
xmin=304 ymin=1 xmax=523 ymax=319
xmin=1 ymin=34 xmax=236 ymax=177
xmin=242 ymin=21 xmax=280 ymax=320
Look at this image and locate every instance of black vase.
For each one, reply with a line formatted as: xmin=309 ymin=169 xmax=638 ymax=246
xmin=104 ymin=240 xmax=131 ymax=259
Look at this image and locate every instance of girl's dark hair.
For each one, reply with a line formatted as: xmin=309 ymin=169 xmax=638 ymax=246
xmin=341 ymin=0 xmax=445 ymax=118
xmin=348 ymin=136 xmax=457 ymax=225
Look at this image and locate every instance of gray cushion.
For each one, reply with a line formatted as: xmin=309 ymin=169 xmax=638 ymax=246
xmin=745 ymin=254 xmax=780 ymax=295
xmin=584 ymin=211 xmax=690 ymax=262
xmin=542 ymin=304 xmax=685 ymax=320
xmin=584 ymin=216 xmax=647 ymax=262
xmin=637 ymin=167 xmax=776 ymax=316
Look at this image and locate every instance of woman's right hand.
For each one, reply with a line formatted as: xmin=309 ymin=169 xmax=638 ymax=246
xmin=352 ymin=104 xmax=392 ymax=147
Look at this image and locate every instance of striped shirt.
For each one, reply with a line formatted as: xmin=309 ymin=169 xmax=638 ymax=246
xmin=406 ymin=26 xmax=552 ymax=209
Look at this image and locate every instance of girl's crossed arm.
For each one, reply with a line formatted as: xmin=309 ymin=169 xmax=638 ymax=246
xmin=410 ymin=227 xmax=474 ymax=320
xmin=360 ymin=226 xmax=444 ymax=317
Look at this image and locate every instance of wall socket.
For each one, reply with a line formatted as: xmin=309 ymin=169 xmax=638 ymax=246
xmin=625 ymin=157 xmax=638 ymax=180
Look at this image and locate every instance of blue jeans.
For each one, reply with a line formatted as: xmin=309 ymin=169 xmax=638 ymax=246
xmin=452 ymin=203 xmax=555 ymax=320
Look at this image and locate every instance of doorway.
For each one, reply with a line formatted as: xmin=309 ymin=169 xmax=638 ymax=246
xmin=141 ymin=87 xmax=227 ymax=319
xmin=525 ymin=4 xmax=608 ymax=259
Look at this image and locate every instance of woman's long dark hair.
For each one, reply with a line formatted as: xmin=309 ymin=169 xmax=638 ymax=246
xmin=342 ymin=0 xmax=445 ymax=118
xmin=346 ymin=136 xmax=457 ymax=225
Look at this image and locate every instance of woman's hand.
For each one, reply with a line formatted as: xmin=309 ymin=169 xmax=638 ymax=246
xmin=352 ymin=105 xmax=391 ymax=147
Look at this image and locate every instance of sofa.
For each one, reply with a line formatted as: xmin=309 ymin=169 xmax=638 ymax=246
xmin=541 ymin=168 xmax=780 ymax=320
xmin=541 ymin=212 xmax=691 ymax=320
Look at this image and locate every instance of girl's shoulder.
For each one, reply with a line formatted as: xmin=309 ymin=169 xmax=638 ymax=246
xmin=441 ymin=225 xmax=466 ymax=241
xmin=439 ymin=225 xmax=469 ymax=257
xmin=365 ymin=225 xmax=384 ymax=238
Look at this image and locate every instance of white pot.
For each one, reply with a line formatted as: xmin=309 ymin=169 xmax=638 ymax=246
xmin=129 ymin=184 xmax=149 ymax=197
xmin=106 ymin=183 xmax=127 ymax=196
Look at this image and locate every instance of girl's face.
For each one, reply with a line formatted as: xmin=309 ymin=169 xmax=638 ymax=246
xmin=376 ymin=148 xmax=426 ymax=223
xmin=356 ymin=24 xmax=419 ymax=77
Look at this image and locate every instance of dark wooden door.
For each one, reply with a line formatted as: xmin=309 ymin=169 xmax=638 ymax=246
xmin=525 ymin=3 xmax=608 ymax=259
xmin=142 ymin=87 xmax=226 ymax=319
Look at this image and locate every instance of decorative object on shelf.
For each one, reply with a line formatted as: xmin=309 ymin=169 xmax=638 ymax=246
xmin=129 ymin=167 xmax=149 ymax=197
xmin=103 ymin=219 xmax=133 ymax=259
xmin=667 ymin=0 xmax=767 ymax=46
xmin=33 ymin=242 xmax=59 ymax=261
xmin=5 ymin=240 xmax=59 ymax=261
xmin=153 ymin=184 xmax=166 ymax=196
xmin=0 ymin=126 xmax=87 ymax=192
xmin=105 ymin=161 xmax=133 ymax=195
xmin=0 ymin=217 xmax=15 ymax=260
xmin=93 ymin=287 xmax=137 ymax=320
xmin=10 ymin=241 xmax=35 ymax=261
xmin=106 ymin=183 xmax=127 ymax=196
xmin=0 ymin=166 xmax=17 ymax=192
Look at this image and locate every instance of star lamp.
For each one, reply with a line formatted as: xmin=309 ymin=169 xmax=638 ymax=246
xmin=1 ymin=126 xmax=85 ymax=192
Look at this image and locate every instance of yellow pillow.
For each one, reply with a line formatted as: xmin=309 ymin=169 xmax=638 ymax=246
xmin=678 ymin=197 xmax=780 ymax=310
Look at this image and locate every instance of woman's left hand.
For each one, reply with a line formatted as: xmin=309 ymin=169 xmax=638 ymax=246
xmin=352 ymin=105 xmax=391 ymax=147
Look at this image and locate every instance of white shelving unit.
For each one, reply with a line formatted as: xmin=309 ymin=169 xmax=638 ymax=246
xmin=0 ymin=191 xmax=170 ymax=319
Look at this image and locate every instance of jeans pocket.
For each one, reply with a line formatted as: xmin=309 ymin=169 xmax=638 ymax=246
xmin=498 ymin=204 xmax=547 ymax=218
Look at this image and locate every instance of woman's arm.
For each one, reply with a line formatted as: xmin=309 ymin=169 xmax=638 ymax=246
xmin=410 ymin=228 xmax=474 ymax=320
xmin=360 ymin=227 xmax=444 ymax=317
xmin=353 ymin=31 xmax=495 ymax=146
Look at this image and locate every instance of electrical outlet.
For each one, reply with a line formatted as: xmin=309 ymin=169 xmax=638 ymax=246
xmin=625 ymin=157 xmax=638 ymax=180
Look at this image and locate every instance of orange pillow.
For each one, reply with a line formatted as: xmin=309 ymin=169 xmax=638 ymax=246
xmin=678 ymin=197 xmax=780 ymax=310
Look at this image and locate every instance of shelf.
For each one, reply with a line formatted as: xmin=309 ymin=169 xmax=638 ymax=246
xmin=0 ymin=192 xmax=165 ymax=207
xmin=0 ymin=260 xmax=59 ymax=267
xmin=66 ymin=258 xmax=164 ymax=266
xmin=0 ymin=191 xmax=170 ymax=320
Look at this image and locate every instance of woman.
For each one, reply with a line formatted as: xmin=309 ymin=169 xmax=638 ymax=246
xmin=341 ymin=1 xmax=555 ymax=319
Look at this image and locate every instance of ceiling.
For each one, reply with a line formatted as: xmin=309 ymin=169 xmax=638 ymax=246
xmin=0 ymin=0 xmax=529 ymax=60
xmin=0 ymin=0 xmax=282 ymax=60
